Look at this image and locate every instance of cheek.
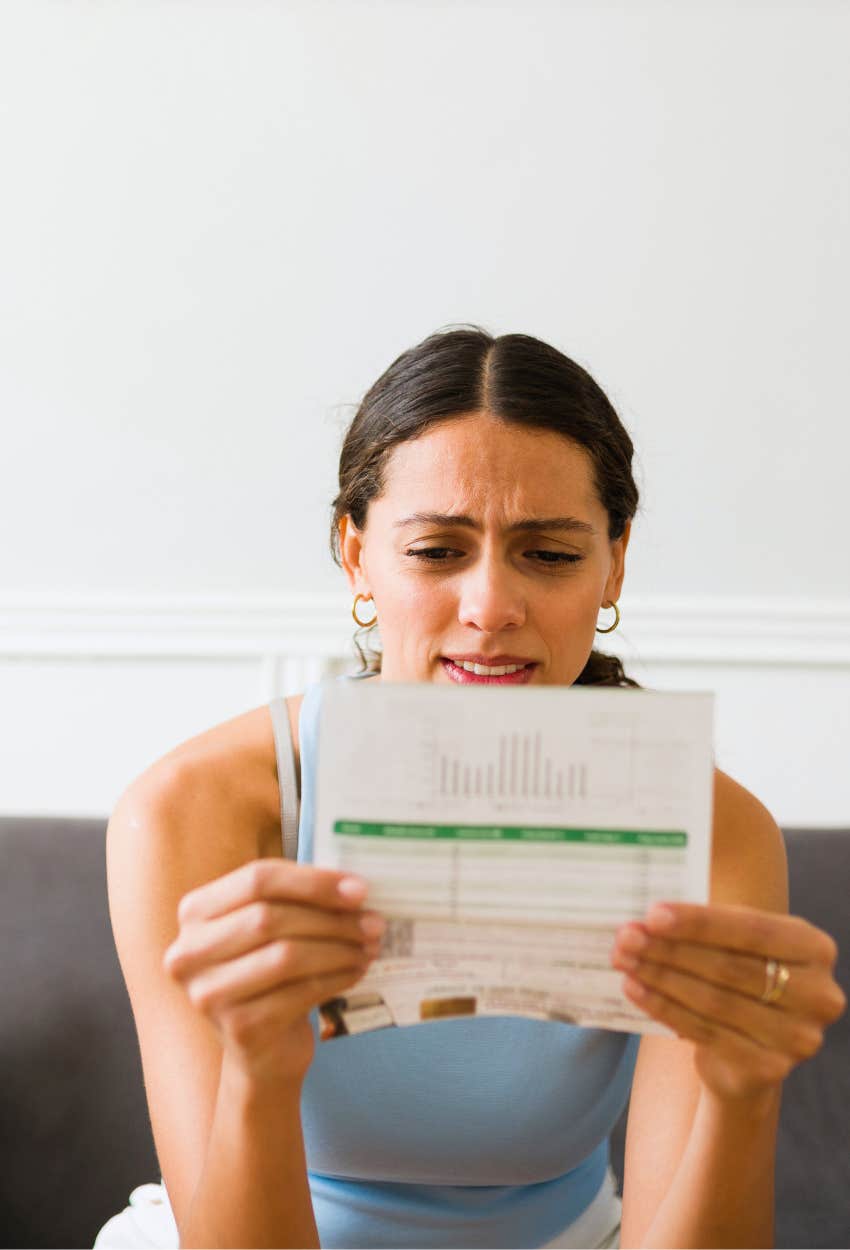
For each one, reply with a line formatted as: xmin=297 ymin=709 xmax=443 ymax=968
xmin=548 ymin=585 xmax=598 ymax=620
xmin=377 ymin=570 xmax=454 ymax=634
xmin=386 ymin=580 xmax=448 ymax=621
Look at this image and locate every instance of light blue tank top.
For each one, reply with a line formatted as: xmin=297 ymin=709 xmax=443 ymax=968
xmin=290 ymin=673 xmax=638 ymax=1249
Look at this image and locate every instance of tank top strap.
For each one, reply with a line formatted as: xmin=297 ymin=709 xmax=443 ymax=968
xmin=268 ymin=697 xmax=300 ymax=861
xmin=271 ymin=669 xmax=378 ymax=861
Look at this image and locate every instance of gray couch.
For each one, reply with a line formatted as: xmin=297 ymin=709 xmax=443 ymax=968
xmin=1 ymin=817 xmax=848 ymax=1249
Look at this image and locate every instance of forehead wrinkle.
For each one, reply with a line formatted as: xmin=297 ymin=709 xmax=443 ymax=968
xmin=393 ymin=511 xmax=596 ymax=535
xmin=392 ymin=473 xmax=597 ymax=532
xmin=377 ymin=418 xmax=602 ymax=530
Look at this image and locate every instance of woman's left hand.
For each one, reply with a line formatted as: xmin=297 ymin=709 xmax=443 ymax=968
xmin=611 ymin=902 xmax=847 ymax=1101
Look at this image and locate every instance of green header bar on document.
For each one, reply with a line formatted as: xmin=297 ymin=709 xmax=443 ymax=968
xmin=333 ymin=821 xmax=687 ymax=847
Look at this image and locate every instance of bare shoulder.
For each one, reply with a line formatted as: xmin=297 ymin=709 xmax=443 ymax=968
xmin=710 ymin=764 xmax=788 ymax=913
xmin=126 ymin=695 xmax=305 ymax=861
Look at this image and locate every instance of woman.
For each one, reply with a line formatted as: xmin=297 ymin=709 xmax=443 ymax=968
xmin=95 ymin=327 xmax=845 ymax=1249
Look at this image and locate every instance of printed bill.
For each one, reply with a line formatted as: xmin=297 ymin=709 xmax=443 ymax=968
xmin=313 ymin=681 xmax=714 ymax=1039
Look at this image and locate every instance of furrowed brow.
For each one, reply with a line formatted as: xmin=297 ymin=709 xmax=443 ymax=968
xmin=393 ymin=512 xmax=596 ymax=535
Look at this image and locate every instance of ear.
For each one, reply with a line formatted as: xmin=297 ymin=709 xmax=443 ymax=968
xmin=338 ymin=514 xmax=370 ymax=596
xmin=603 ymin=519 xmax=631 ymax=604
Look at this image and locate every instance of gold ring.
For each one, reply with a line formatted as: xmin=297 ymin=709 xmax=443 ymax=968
xmin=760 ymin=957 xmax=791 ymax=1004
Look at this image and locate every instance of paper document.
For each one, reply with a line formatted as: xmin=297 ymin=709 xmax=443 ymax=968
xmin=313 ymin=681 xmax=714 ymax=1039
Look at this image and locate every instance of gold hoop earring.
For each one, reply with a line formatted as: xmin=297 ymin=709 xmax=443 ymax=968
xmin=352 ymin=593 xmax=378 ymax=628
xmin=595 ymin=600 xmax=620 ymax=634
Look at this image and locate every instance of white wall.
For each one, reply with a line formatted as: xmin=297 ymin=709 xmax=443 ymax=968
xmin=1 ymin=1 xmax=848 ymax=824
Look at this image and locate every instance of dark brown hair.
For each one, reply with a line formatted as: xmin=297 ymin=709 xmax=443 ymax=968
xmin=330 ymin=325 xmax=642 ymax=687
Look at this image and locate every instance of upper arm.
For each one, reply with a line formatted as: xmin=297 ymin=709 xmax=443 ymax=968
xmin=106 ymin=757 xmax=264 ymax=1238
xmin=619 ymin=768 xmax=788 ymax=1245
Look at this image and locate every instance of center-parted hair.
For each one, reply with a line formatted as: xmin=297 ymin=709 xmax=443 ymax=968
xmin=331 ymin=324 xmax=641 ymax=686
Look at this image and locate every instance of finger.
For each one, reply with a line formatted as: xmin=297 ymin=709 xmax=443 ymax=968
xmin=165 ymin=900 xmax=386 ymax=976
xmin=613 ymin=927 xmax=797 ymax=1008
xmin=229 ymin=964 xmax=371 ymax=1037
xmin=186 ymin=937 xmax=375 ymax=1012
xmin=613 ymin=932 xmax=848 ymax=1027
xmin=177 ymin=859 xmax=369 ymax=924
xmin=643 ymin=903 xmax=838 ymax=965
xmin=622 ymin=961 xmax=825 ymax=1060
xmin=620 ymin=976 xmax=796 ymax=1084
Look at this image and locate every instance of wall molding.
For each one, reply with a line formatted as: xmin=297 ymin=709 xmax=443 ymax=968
xmin=2 ymin=591 xmax=847 ymax=822
xmin=608 ymin=595 xmax=850 ymax=666
xmin=2 ymin=590 xmax=849 ymax=668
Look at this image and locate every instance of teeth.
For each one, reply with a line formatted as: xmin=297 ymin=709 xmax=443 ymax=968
xmin=457 ymin=660 xmax=523 ymax=676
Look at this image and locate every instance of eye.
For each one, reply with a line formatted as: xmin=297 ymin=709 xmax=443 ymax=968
xmin=528 ymin=551 xmax=583 ymax=565
xmin=405 ymin=548 xmax=583 ymax=566
xmin=405 ymin=547 xmax=459 ymax=561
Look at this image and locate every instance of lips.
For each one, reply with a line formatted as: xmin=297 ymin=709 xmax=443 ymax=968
xmin=440 ymin=657 xmax=537 ymax=685
xmin=445 ymin=654 xmax=536 ymax=666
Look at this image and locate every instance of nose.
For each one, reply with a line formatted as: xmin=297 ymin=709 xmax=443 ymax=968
xmin=456 ymin=553 xmax=526 ymax=633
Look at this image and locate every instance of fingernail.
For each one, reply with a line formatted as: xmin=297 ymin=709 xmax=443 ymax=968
xmin=615 ymin=953 xmax=639 ymax=971
xmin=618 ymin=927 xmax=648 ymax=953
xmin=624 ymin=975 xmax=648 ymax=1000
xmin=359 ymin=913 xmax=386 ymax=938
xmin=338 ymin=876 xmax=368 ymax=899
xmin=647 ymin=904 xmax=676 ymax=929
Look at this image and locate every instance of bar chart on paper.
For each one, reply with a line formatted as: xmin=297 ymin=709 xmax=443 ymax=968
xmin=332 ymin=687 xmax=697 ymax=825
xmin=417 ymin=715 xmax=644 ymax=820
xmin=434 ymin=730 xmax=587 ymax=802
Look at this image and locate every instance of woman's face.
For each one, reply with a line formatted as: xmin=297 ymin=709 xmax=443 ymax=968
xmin=339 ymin=412 xmax=631 ymax=686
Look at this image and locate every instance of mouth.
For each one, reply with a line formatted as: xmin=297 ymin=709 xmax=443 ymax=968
xmin=440 ymin=657 xmax=538 ymax=685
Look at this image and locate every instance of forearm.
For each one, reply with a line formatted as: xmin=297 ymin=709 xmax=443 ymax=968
xmin=179 ymin=1053 xmax=319 ymax=1249
xmin=628 ymin=1085 xmax=780 ymax=1249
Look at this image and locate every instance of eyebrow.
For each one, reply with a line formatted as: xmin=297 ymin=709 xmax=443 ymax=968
xmin=393 ymin=512 xmax=596 ymax=535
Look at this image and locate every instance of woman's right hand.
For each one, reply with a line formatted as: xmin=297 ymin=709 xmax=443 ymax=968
xmin=163 ymin=859 xmax=385 ymax=1087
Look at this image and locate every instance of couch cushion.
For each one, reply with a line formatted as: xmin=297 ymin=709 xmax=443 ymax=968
xmin=774 ymin=828 xmax=850 ymax=1248
xmin=0 ymin=817 xmax=159 ymax=1250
